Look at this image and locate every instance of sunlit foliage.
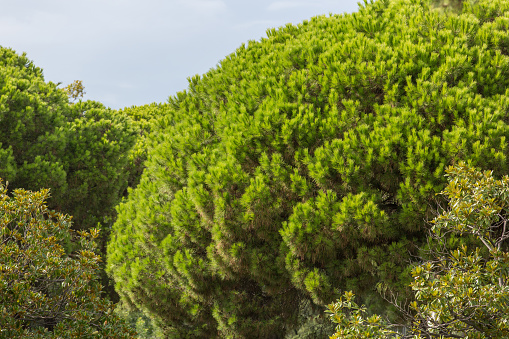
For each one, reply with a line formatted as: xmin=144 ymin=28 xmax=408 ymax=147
xmin=107 ymin=0 xmax=509 ymax=336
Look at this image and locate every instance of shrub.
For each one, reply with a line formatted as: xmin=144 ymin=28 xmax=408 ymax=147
xmin=328 ymin=163 xmax=509 ymax=338
xmin=0 ymin=181 xmax=136 ymax=338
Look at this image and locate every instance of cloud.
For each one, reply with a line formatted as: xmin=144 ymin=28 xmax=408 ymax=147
xmin=234 ymin=19 xmax=278 ymax=30
xmin=176 ymin=0 xmax=227 ymax=12
xmin=266 ymin=0 xmax=352 ymax=12
xmin=117 ymin=82 xmax=136 ymax=90
xmin=0 ymin=0 xmax=359 ymax=109
xmin=267 ymin=1 xmax=310 ymax=11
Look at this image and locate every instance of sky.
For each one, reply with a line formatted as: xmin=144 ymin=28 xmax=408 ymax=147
xmin=1 ymin=0 xmax=360 ymax=109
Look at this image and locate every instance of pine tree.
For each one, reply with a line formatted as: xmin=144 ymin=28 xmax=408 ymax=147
xmin=107 ymin=0 xmax=509 ymax=336
xmin=0 ymin=46 xmax=166 ymax=304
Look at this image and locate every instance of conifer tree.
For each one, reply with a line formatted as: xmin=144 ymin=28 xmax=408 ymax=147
xmin=0 ymin=46 xmax=140 ymax=233
xmin=107 ymin=0 xmax=509 ymax=336
xmin=0 ymin=46 xmax=165 ymax=303
xmin=0 ymin=47 xmax=69 ymax=192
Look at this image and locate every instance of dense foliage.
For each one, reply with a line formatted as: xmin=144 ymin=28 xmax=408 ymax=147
xmin=0 ymin=47 xmax=170 ymax=306
xmin=0 ymin=181 xmax=136 ymax=338
xmin=0 ymin=47 xmax=69 ymax=190
xmin=4 ymin=0 xmax=509 ymax=336
xmin=328 ymin=163 xmax=509 ymax=338
xmin=0 ymin=46 xmax=137 ymax=232
xmin=116 ymin=103 xmax=171 ymax=190
xmin=107 ymin=0 xmax=509 ymax=336
xmin=0 ymin=46 xmax=171 ymax=232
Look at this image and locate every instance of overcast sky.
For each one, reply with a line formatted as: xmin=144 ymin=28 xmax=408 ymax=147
xmin=1 ymin=0 xmax=360 ymax=109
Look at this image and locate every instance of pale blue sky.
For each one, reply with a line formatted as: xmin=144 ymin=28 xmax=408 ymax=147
xmin=1 ymin=0 xmax=360 ymax=109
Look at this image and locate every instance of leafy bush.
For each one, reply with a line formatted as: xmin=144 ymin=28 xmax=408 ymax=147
xmin=328 ymin=162 xmax=509 ymax=338
xmin=0 ymin=181 xmax=136 ymax=338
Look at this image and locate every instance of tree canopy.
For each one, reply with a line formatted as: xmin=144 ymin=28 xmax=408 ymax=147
xmin=0 ymin=47 xmax=137 ymax=232
xmin=0 ymin=45 xmax=171 ymax=307
xmin=0 ymin=46 xmax=171 ymax=233
xmin=106 ymin=0 xmax=509 ymax=337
